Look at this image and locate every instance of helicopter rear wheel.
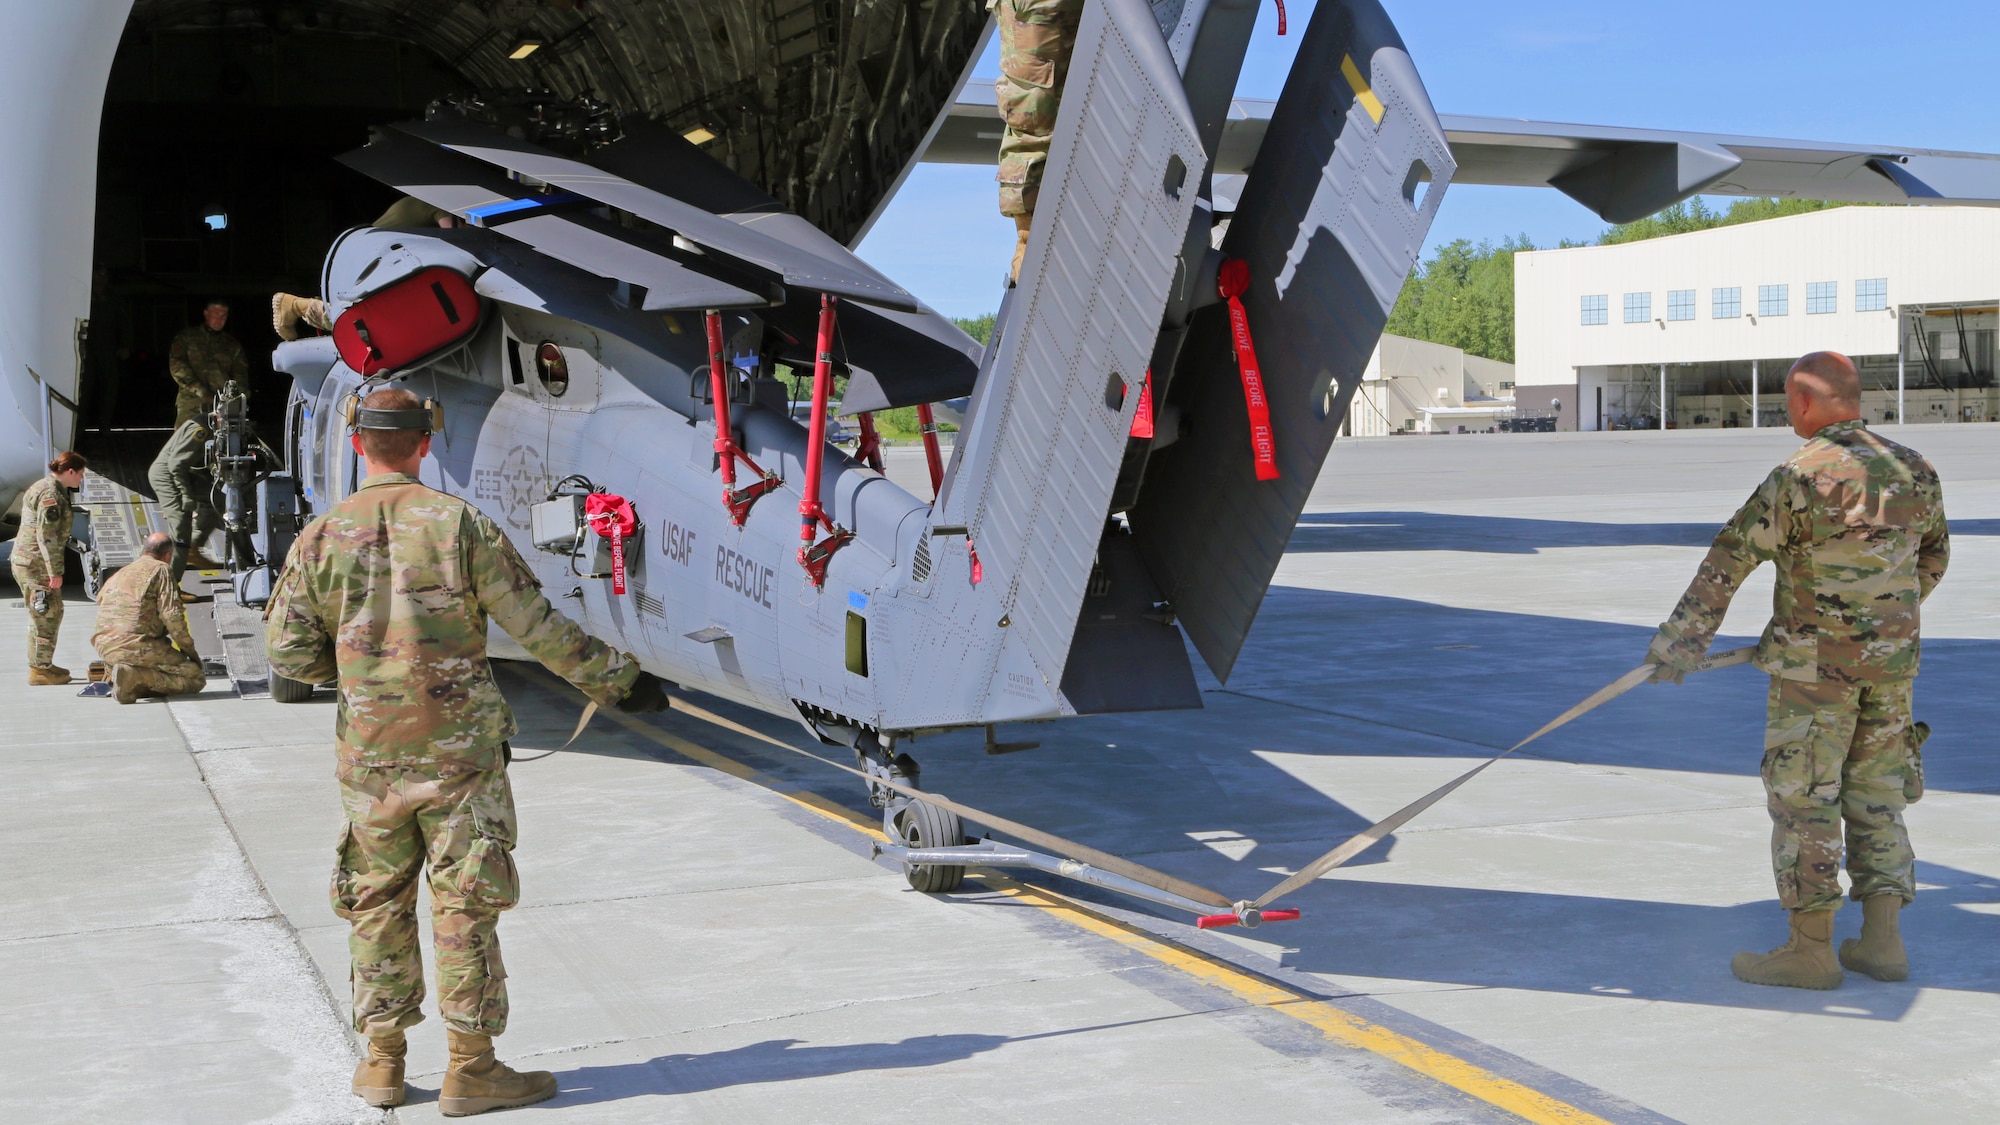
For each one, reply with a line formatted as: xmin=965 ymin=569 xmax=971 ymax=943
xmin=893 ymin=798 xmax=965 ymax=894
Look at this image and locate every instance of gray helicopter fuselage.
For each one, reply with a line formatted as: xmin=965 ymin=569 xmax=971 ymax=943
xmin=286 ymin=227 xmax=995 ymax=735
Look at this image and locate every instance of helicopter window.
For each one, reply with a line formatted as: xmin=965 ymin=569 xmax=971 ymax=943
xmin=536 ymin=341 xmax=569 ymax=397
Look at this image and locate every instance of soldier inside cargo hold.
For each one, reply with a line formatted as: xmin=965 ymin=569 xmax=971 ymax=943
xmin=994 ymin=0 xmax=1084 ymax=284
xmin=168 ymin=299 xmax=248 ymax=429
xmin=12 ymin=451 xmax=86 ymax=685
xmin=1646 ymin=351 xmax=1949 ymax=991
xmin=265 ymin=387 xmax=668 ymax=1115
xmin=92 ymin=533 xmax=208 ymax=704
xmin=148 ymin=417 xmax=226 ymax=586
xmin=273 ymin=198 xmax=461 ymax=341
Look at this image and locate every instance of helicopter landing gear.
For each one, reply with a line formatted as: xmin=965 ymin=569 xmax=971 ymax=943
xmin=855 ymin=734 xmax=964 ymax=893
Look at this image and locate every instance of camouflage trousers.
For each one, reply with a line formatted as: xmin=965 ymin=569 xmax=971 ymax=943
xmin=12 ymin=562 xmax=63 ymax=669
xmin=115 ymin=648 xmax=208 ymax=697
xmin=148 ymin=477 xmax=221 ymax=584
xmin=1762 ymin=676 xmax=1917 ymax=911
xmin=994 ymin=0 xmax=1084 ymax=218
xmin=332 ymin=758 xmax=520 ymax=1037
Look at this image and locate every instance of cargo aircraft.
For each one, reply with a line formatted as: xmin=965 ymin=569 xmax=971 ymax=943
xmin=6 ymin=0 xmax=1999 ymax=915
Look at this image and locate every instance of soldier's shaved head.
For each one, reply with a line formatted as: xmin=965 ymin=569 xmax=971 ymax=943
xmin=1785 ymin=351 xmax=1863 ymax=438
xmin=357 ymin=387 xmax=428 ymax=463
xmin=141 ymin=532 xmax=173 ymax=561
xmin=1788 ymin=352 xmax=1861 ymax=409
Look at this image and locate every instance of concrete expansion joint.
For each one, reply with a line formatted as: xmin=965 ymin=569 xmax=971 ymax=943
xmin=1213 ymin=688 xmax=1513 ymax=753
xmin=164 ymin=698 xmax=366 ymax=1066
xmin=188 ymin=741 xmax=327 ymax=755
xmin=517 ymin=873 xmax=889 ymax=913
xmin=0 ymin=911 xmax=283 ymax=946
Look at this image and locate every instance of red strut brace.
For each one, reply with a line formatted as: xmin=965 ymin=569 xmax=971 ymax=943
xmin=798 ymin=294 xmax=852 ymax=585
xmin=706 ymin=309 xmax=781 ymax=525
xmin=855 ymin=412 xmax=885 ymax=472
xmin=915 ymin=403 xmax=945 ymax=498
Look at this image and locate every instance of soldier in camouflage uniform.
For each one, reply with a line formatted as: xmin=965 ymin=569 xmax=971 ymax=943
xmin=273 ymin=199 xmax=459 ymax=341
xmin=11 ymin=451 xmax=85 ymax=684
xmin=994 ymin=0 xmax=1084 ymax=283
xmin=93 ymin=533 xmax=207 ymax=703
xmin=1647 ymin=352 xmax=1949 ymax=990
xmin=168 ymin=300 xmax=249 ymax=430
xmin=147 ymin=418 xmax=225 ymax=584
xmin=265 ymin=387 xmax=667 ymax=1115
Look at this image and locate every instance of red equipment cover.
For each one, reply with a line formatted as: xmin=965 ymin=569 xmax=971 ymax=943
xmin=584 ymin=493 xmax=638 ymax=595
xmin=333 ymin=266 xmax=482 ymax=378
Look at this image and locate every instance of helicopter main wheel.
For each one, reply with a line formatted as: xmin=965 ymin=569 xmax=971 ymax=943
xmin=893 ymin=798 xmax=965 ymax=894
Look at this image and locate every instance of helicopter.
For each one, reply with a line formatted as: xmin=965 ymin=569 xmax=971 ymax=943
xmin=9 ymin=0 xmax=2000 ymax=917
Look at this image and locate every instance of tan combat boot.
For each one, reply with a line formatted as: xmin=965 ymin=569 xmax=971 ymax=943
xmin=1839 ymin=895 xmax=1909 ymax=981
xmin=439 ymin=1029 xmax=557 ymax=1117
xmin=1008 ymin=215 xmax=1033 ymax=284
xmin=1732 ymin=908 xmax=1843 ymax=989
xmin=271 ymin=292 xmax=327 ymax=341
xmin=185 ymin=548 xmax=226 ymax=571
xmin=112 ymin=665 xmax=142 ymax=705
xmin=28 ymin=664 xmax=70 ymax=686
xmin=351 ymin=1030 xmax=407 ymax=1108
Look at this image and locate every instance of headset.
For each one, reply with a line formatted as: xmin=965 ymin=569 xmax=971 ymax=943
xmin=339 ymin=392 xmax=444 ymax=436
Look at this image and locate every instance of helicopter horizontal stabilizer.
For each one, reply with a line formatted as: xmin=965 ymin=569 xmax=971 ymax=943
xmin=1129 ymin=0 xmax=1456 ymax=683
xmin=392 ymin=118 xmax=923 ymax=313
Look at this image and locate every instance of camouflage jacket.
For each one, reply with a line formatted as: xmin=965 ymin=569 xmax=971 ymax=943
xmin=167 ymin=326 xmax=248 ymax=415
xmin=11 ymin=474 xmax=72 ymax=581
xmin=1650 ymin=420 xmax=1950 ymax=683
xmin=93 ymin=555 xmax=197 ymax=665
xmin=265 ymin=473 xmax=641 ymax=770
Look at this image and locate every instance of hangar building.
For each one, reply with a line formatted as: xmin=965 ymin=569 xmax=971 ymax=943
xmin=1347 ymin=333 xmax=1515 ymax=436
xmin=1511 ymin=206 xmax=2000 ymax=430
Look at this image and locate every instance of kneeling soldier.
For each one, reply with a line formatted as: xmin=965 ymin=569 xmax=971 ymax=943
xmin=92 ymin=533 xmax=208 ymax=703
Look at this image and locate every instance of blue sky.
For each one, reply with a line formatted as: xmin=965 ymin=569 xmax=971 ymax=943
xmin=855 ymin=0 xmax=2000 ymax=320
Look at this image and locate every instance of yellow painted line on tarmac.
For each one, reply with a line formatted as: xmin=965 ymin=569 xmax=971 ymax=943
xmin=551 ymin=673 xmax=1611 ymax=1125
xmin=1341 ymin=53 xmax=1386 ymax=125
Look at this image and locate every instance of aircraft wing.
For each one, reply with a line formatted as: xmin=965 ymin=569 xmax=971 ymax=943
xmin=926 ymin=91 xmax=2000 ymax=223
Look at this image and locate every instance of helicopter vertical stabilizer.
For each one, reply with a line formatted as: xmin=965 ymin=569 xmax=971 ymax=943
xmin=1129 ymin=0 xmax=1455 ymax=682
xmin=873 ymin=0 xmax=1206 ymax=727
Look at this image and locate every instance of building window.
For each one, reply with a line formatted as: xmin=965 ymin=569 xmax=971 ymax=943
xmin=1667 ymin=289 xmax=1695 ymax=321
xmin=1856 ymin=277 xmax=1888 ymax=312
xmin=1759 ymin=284 xmax=1788 ymax=317
xmin=1806 ymin=281 xmax=1837 ymax=315
xmin=1713 ymin=287 xmax=1741 ymax=318
xmin=1623 ymin=292 xmax=1651 ymax=323
xmin=1581 ymin=294 xmax=1608 ymax=325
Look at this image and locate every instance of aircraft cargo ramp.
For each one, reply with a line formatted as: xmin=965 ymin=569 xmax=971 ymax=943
xmin=5 ymin=427 xmax=2000 ymax=1123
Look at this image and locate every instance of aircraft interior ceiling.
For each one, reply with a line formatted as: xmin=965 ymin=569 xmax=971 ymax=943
xmin=125 ymin=0 xmax=988 ymax=244
xmin=85 ymin=0 xmax=985 ymax=475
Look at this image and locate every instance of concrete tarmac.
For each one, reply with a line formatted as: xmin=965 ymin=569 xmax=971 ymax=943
xmin=3 ymin=424 xmax=1996 ymax=1123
